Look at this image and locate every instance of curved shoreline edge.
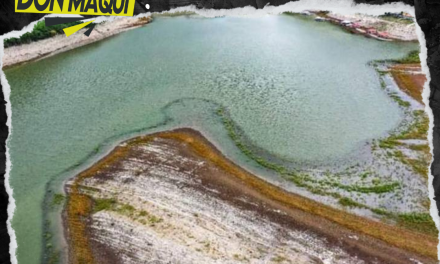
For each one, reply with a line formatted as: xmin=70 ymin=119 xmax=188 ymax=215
xmin=63 ymin=128 xmax=437 ymax=264
xmin=1 ymin=13 xmax=428 ymax=262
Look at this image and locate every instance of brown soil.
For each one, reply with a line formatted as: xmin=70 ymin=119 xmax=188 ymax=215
xmin=64 ymin=128 xmax=438 ymax=264
xmin=391 ymin=64 xmax=427 ymax=104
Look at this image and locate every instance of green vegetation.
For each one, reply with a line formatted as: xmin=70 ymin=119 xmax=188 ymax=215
xmin=372 ymin=50 xmax=420 ymax=65
xmin=398 ymin=213 xmax=438 ymax=234
xmin=390 ymin=150 xmax=429 ymax=177
xmin=148 ymin=215 xmax=163 ymax=224
xmin=92 ymin=197 xmax=163 ymax=226
xmin=396 ymin=50 xmax=421 ymax=64
xmin=338 ymin=197 xmax=366 ymax=208
xmin=233 ymin=254 xmax=249 ymax=262
xmin=93 ymin=198 xmax=117 ymax=212
xmin=337 ymin=189 xmax=436 ymax=235
xmin=139 ymin=210 xmax=148 ymax=217
xmin=338 ymin=197 xmax=391 ymax=217
xmin=360 ymin=172 xmax=370 ymax=179
xmin=373 ymin=63 xmax=412 ymax=109
xmin=215 ymin=106 xmax=434 ymax=232
xmin=380 ymin=16 xmax=414 ymax=25
xmin=380 ymin=78 xmax=387 ymax=89
xmin=218 ymin=104 xmax=434 ymax=235
xmin=51 ymin=193 xmax=65 ymax=207
xmin=271 ymin=255 xmax=288 ymax=263
xmin=46 ymin=251 xmax=60 ymax=264
xmin=4 ymin=20 xmax=95 ymax=48
xmin=377 ymin=70 xmax=389 ymax=76
xmin=285 ymin=173 xmax=400 ymax=194
xmin=379 ymin=138 xmax=400 ymax=149
xmin=117 ymin=204 xmax=136 ymax=214
xmin=218 ymin=107 xmax=400 ymax=195
xmin=379 ymin=110 xmax=428 ymax=148
xmin=338 ymin=199 xmax=436 ymax=235
xmin=409 ymin=144 xmax=430 ymax=152
xmin=43 ymin=220 xmax=61 ymax=264
xmin=389 ymin=93 xmax=411 ymax=107
xmin=217 ymin=106 xmax=401 ymax=208
xmin=397 ymin=110 xmax=428 ymax=140
xmin=377 ymin=110 xmax=430 ymax=178
xmin=78 ymin=185 xmax=100 ymax=193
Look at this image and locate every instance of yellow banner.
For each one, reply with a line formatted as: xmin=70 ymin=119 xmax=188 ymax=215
xmin=15 ymin=0 xmax=135 ymax=16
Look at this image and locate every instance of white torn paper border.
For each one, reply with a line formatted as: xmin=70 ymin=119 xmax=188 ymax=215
xmin=0 ymin=0 xmax=436 ymax=263
xmin=0 ymin=44 xmax=16 ymax=264
xmin=416 ymin=15 xmax=439 ymax=257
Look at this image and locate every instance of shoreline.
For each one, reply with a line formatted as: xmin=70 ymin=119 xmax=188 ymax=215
xmin=4 ymin=14 xmax=431 ymax=263
xmin=49 ymin=60 xmax=433 ymax=263
xmin=2 ymin=12 xmax=417 ymax=71
xmin=212 ymin=58 xmax=431 ymax=222
xmin=305 ymin=11 xmax=418 ymax=42
xmin=59 ymin=54 xmax=431 ymax=261
xmin=54 ymin=59 xmax=432 ymax=263
xmin=63 ymin=128 xmax=437 ymax=263
xmin=2 ymin=17 xmax=152 ymax=69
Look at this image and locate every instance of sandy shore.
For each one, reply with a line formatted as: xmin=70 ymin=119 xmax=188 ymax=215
xmin=2 ymin=17 xmax=152 ymax=69
xmin=326 ymin=13 xmax=417 ymax=41
xmin=63 ymin=128 xmax=437 ymax=264
xmin=301 ymin=12 xmax=418 ymax=41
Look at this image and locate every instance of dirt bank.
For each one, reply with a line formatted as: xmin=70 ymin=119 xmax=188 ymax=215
xmin=390 ymin=64 xmax=427 ymax=105
xmin=64 ymin=128 xmax=437 ymax=264
xmin=325 ymin=13 xmax=417 ymax=41
xmin=2 ymin=17 xmax=152 ymax=69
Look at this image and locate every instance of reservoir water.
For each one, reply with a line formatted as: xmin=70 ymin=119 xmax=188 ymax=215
xmin=4 ymin=15 xmax=419 ymax=263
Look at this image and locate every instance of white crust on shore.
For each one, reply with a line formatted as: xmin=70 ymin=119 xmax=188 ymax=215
xmin=74 ymin=138 xmax=362 ymax=264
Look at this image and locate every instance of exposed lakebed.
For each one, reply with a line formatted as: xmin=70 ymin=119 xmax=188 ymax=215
xmin=4 ymin=15 xmax=422 ymax=263
xmin=63 ymin=129 xmax=437 ymax=264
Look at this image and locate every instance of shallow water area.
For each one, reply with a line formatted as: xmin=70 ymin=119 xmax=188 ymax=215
xmin=4 ymin=15 xmax=419 ymax=263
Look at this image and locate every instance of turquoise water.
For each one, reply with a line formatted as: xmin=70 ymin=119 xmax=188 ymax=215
xmin=4 ymin=15 xmax=418 ymax=263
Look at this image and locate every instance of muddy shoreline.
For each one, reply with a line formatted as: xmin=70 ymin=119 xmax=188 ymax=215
xmin=310 ymin=12 xmax=418 ymax=42
xmin=63 ymin=128 xmax=437 ymax=264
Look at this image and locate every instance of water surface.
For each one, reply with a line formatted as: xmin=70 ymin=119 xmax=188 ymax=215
xmin=5 ymin=15 xmax=418 ymax=263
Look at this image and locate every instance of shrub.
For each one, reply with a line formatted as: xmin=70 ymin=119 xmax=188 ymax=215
xmin=4 ymin=20 xmax=95 ymax=48
xmin=397 ymin=50 xmax=421 ymax=64
xmin=51 ymin=193 xmax=65 ymax=207
xmin=94 ymin=198 xmax=117 ymax=212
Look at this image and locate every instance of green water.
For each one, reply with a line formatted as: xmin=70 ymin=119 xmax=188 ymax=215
xmin=5 ymin=15 xmax=418 ymax=263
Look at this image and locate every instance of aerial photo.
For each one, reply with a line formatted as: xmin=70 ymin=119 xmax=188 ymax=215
xmin=2 ymin=8 xmax=438 ymax=264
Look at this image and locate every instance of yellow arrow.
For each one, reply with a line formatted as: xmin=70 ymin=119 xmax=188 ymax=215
xmin=63 ymin=20 xmax=95 ymax=37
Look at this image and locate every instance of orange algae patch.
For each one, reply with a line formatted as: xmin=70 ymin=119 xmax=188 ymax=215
xmin=66 ymin=193 xmax=93 ymax=264
xmin=390 ymin=64 xmax=427 ymax=104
